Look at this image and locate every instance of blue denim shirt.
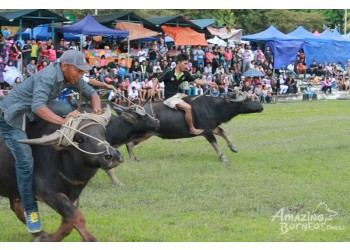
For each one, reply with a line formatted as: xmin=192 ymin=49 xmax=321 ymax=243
xmin=0 ymin=62 xmax=96 ymax=131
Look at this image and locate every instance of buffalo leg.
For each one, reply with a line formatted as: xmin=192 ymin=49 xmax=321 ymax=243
xmin=39 ymin=192 xmax=97 ymax=242
xmin=212 ymin=127 xmax=238 ymax=153
xmin=203 ymin=132 xmax=228 ymax=162
xmin=9 ymin=198 xmax=26 ymax=225
xmin=126 ymin=136 xmax=151 ymax=161
xmin=105 ymin=168 xmax=124 ymax=187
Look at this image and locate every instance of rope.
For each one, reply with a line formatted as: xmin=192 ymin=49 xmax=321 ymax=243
xmin=56 ymin=112 xmax=111 ymax=155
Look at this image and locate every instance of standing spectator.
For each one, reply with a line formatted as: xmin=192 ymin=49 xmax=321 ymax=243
xmin=30 ymin=39 xmax=38 ymax=64
xmin=48 ymin=44 xmax=56 ymax=62
xmin=224 ymin=46 xmax=233 ymax=72
xmin=264 ymin=46 xmax=273 ymax=64
xmin=56 ymin=39 xmax=67 ymax=59
xmin=196 ymin=46 xmax=205 ymax=69
xmin=241 ymin=44 xmax=251 ymax=73
xmin=148 ymin=48 xmax=157 ymax=68
xmin=205 ymin=47 xmax=214 ymax=66
xmin=39 ymin=44 xmax=49 ymax=64
xmin=2 ymin=40 xmax=11 ymax=65
xmin=0 ymin=57 xmax=8 ymax=89
xmin=69 ymin=40 xmax=79 ymax=50
xmin=22 ymin=39 xmax=32 ymax=72
xmin=9 ymin=43 xmax=20 ymax=68
xmin=158 ymin=38 xmax=168 ymax=61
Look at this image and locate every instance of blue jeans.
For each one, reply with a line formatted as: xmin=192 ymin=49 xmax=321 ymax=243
xmin=0 ymin=101 xmax=71 ymax=213
xmin=0 ymin=114 xmax=38 ymax=213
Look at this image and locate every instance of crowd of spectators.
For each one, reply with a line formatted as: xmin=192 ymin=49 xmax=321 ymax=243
xmin=2 ymin=35 xmax=350 ymax=104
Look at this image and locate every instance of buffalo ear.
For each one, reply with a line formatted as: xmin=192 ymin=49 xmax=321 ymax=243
xmin=121 ymin=112 xmax=136 ymax=124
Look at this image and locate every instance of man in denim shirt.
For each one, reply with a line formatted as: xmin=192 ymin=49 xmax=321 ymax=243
xmin=0 ymin=50 xmax=101 ymax=237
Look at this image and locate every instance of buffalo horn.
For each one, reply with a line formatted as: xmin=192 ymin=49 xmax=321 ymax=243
xmin=231 ymin=92 xmax=246 ymax=102
xmin=18 ymin=131 xmax=61 ymax=145
xmin=100 ymin=104 xmax=112 ymax=123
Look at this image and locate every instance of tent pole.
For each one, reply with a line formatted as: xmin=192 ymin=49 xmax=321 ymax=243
xmin=127 ymin=36 xmax=130 ymax=73
xmin=52 ymin=19 xmax=55 ymax=43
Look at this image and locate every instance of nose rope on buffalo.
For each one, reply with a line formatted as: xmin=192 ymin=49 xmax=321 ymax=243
xmin=57 ymin=112 xmax=112 ymax=155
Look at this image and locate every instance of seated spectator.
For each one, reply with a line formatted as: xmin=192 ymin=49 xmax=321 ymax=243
xmin=107 ymin=59 xmax=118 ymax=79
xmin=305 ymin=84 xmax=314 ymax=100
xmin=48 ymin=44 xmax=56 ymax=62
xmin=316 ymin=63 xmax=325 ymax=77
xmin=278 ymin=73 xmax=288 ymax=95
xmin=285 ymin=74 xmax=297 ymax=94
xmin=142 ymin=77 xmax=154 ymax=100
xmin=129 ymin=77 xmax=145 ymax=101
xmin=128 ymin=86 xmax=141 ymax=106
xmin=130 ymin=60 xmax=142 ymax=81
xmin=308 ymin=60 xmax=317 ymax=76
xmin=108 ymin=88 xmax=124 ymax=105
xmin=297 ymin=60 xmax=307 ymax=78
xmin=321 ymin=77 xmax=332 ymax=94
xmin=38 ymin=60 xmax=49 ymax=71
xmin=204 ymin=63 xmax=213 ymax=76
xmin=26 ymin=59 xmax=37 ymax=77
xmin=118 ymin=58 xmax=133 ymax=82
xmin=119 ymin=77 xmax=130 ymax=98
xmin=344 ymin=76 xmax=350 ymax=91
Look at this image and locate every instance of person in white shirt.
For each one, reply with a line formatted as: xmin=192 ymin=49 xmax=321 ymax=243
xmin=279 ymin=73 xmax=288 ymax=94
xmin=137 ymin=47 xmax=148 ymax=63
xmin=129 ymin=77 xmax=145 ymax=100
xmin=128 ymin=86 xmax=141 ymax=106
xmin=204 ymin=63 xmax=213 ymax=76
xmin=287 ymin=61 xmax=295 ymax=72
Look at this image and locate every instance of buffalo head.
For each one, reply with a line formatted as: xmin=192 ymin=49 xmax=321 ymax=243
xmin=19 ymin=105 xmax=123 ymax=170
xmin=114 ymin=104 xmax=160 ymax=132
xmin=226 ymin=90 xmax=264 ymax=114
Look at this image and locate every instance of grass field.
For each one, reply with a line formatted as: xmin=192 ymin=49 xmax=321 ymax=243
xmin=1 ymin=100 xmax=350 ymax=242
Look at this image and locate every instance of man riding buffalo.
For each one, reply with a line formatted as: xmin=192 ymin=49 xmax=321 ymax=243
xmin=0 ymin=50 xmax=100 ymax=237
xmin=152 ymin=54 xmax=216 ymax=135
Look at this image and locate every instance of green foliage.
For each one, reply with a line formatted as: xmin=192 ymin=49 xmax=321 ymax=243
xmin=1 ymin=100 xmax=350 ymax=242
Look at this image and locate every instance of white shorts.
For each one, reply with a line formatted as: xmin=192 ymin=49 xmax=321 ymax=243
xmin=163 ymin=93 xmax=187 ymax=109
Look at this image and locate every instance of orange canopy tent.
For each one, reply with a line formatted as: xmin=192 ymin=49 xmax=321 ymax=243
xmin=115 ymin=22 xmax=159 ymax=41
xmin=161 ymin=25 xmax=208 ymax=46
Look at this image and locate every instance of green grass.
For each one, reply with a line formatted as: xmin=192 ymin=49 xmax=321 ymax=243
xmin=1 ymin=100 xmax=350 ymax=242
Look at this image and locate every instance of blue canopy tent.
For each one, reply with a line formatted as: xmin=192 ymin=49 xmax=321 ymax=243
xmin=290 ymin=28 xmax=350 ymax=67
xmin=15 ymin=24 xmax=81 ymax=42
xmin=242 ymin=25 xmax=303 ymax=69
xmin=56 ymin=14 xmax=129 ymax=53
xmin=56 ymin=14 xmax=129 ymax=37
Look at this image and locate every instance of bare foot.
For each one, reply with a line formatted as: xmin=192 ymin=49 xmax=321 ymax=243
xmin=190 ymin=128 xmax=204 ymax=135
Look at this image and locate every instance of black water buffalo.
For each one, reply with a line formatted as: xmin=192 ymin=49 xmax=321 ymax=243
xmin=0 ymin=106 xmax=123 ymax=242
xmin=103 ymin=105 xmax=160 ymax=186
xmin=124 ymin=91 xmax=263 ymax=162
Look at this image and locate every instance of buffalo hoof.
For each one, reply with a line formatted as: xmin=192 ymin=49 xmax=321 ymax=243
xmin=229 ymin=144 xmax=238 ymax=153
xmin=31 ymin=231 xmax=49 ymax=242
xmin=219 ymin=155 xmax=229 ymax=162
